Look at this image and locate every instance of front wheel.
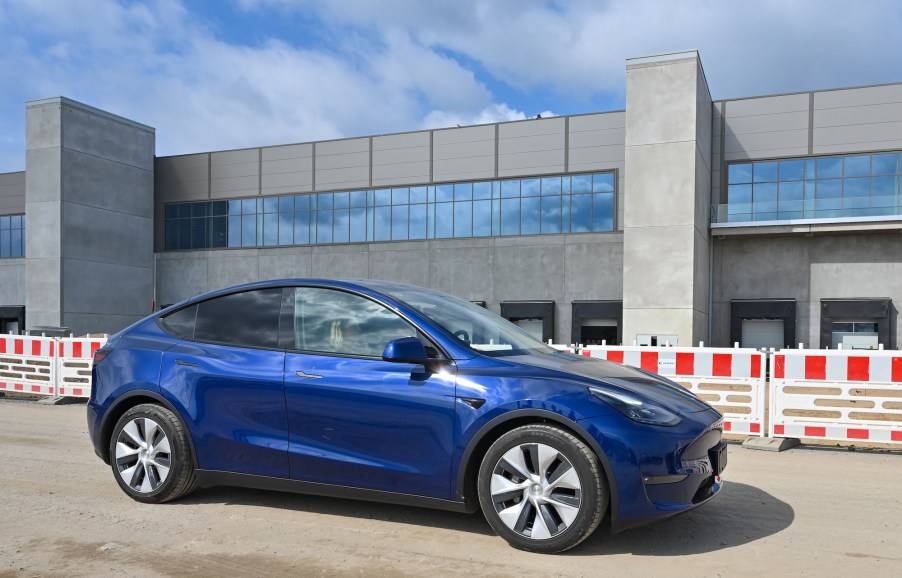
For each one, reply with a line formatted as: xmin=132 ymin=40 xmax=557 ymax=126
xmin=109 ymin=403 xmax=197 ymax=503
xmin=477 ymin=424 xmax=608 ymax=553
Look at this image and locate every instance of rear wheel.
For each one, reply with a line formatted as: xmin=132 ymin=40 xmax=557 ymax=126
xmin=477 ymin=424 xmax=607 ymax=553
xmin=109 ymin=404 xmax=197 ymax=503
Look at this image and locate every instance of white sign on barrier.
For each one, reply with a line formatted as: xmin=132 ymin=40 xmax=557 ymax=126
xmin=771 ymin=349 xmax=902 ymax=444
xmin=579 ymin=345 xmax=767 ymax=436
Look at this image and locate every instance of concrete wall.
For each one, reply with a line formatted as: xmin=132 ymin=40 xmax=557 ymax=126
xmin=25 ymin=97 xmax=155 ymax=335
xmin=622 ymin=51 xmax=712 ymax=347
xmin=0 ymin=171 xmax=26 ymax=215
xmin=0 ymin=260 xmax=25 ymax=306
xmin=156 ymin=232 xmax=624 ymax=343
xmin=712 ymin=232 xmax=902 ymax=348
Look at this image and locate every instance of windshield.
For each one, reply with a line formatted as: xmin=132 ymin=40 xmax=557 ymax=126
xmin=382 ymin=286 xmax=555 ymax=357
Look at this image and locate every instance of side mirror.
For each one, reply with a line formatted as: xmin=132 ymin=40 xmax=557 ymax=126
xmin=382 ymin=337 xmax=429 ymax=364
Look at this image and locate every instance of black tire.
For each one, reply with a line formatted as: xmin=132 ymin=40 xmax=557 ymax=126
xmin=477 ymin=424 xmax=607 ymax=553
xmin=109 ymin=403 xmax=197 ymax=503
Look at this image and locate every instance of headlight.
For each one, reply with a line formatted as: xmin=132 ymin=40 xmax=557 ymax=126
xmin=588 ymin=386 xmax=681 ymax=426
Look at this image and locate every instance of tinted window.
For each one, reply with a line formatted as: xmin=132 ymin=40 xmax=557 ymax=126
xmin=162 ymin=304 xmax=198 ymax=338
xmin=193 ymin=288 xmax=283 ymax=348
xmin=291 ymin=288 xmax=417 ymax=357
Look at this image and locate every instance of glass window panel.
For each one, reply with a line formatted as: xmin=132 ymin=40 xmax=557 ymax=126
xmin=228 ymin=199 xmax=242 ymax=215
xmin=241 ymin=215 xmax=256 ymax=246
xmin=492 ymin=199 xmax=501 ymax=235
xmin=434 ymin=203 xmax=453 ymax=238
xmin=778 ymin=200 xmax=803 ymax=215
xmin=435 ymin=185 xmax=453 ymax=203
xmin=753 ymin=161 xmax=778 ymax=182
xmin=373 ymin=206 xmax=391 ymax=241
xmin=263 ymin=214 xmax=279 ymax=246
xmin=561 ymin=177 xmax=570 ymax=195
xmin=501 ymin=180 xmax=520 ymax=198
xmin=0 ymin=215 xmax=8 ymax=229
xmin=426 ymin=203 xmax=435 ymax=238
xmin=228 ymin=215 xmax=242 ymax=247
xmin=209 ymin=216 xmax=228 ymax=248
xmin=572 ymin=175 xmax=592 ymax=194
xmin=561 ymin=196 xmax=570 ymax=232
xmin=805 ymin=159 xmax=817 ymax=179
xmin=0 ymin=230 xmax=8 ymax=258
xmin=409 ymin=204 xmax=427 ymax=239
xmin=14 ymin=215 xmax=22 ymax=229
xmin=541 ymin=177 xmax=561 ymax=196
xmin=473 ymin=200 xmax=492 ymax=236
xmin=779 ymin=160 xmax=805 ymax=181
xmin=500 ymin=198 xmax=520 ymax=235
xmin=779 ymin=181 xmax=804 ymax=201
xmin=333 ymin=209 xmax=350 ymax=243
xmin=453 ymin=183 xmax=472 ymax=201
xmin=410 ymin=186 xmax=427 ymax=204
xmin=871 ymin=176 xmax=897 ymax=199
xmin=294 ymin=195 xmax=310 ymax=211
xmin=541 ymin=195 xmax=561 ymax=234
xmin=366 ymin=207 xmax=375 ymax=241
xmin=753 ymin=183 xmax=778 ymax=203
xmin=241 ymin=199 xmax=256 ymax=215
xmin=164 ymin=204 xmax=177 ymax=219
xmin=844 ymin=155 xmax=870 ymax=178
xmin=571 ymin=195 xmax=591 ymax=232
xmin=350 ymin=190 xmax=367 ymax=208
xmin=520 ymin=197 xmax=540 ymax=234
xmin=278 ymin=196 xmax=294 ymax=213
xmin=844 ymin=177 xmax=870 ymax=197
xmin=473 ymin=182 xmax=492 ymax=199
xmin=176 ymin=204 xmax=191 ymax=218
xmin=521 ymin=179 xmax=540 ymax=197
xmin=350 ymin=208 xmax=367 ymax=242
xmin=593 ymin=173 xmax=615 ymax=193
xmin=317 ymin=211 xmax=333 ymax=243
xmin=427 ymin=186 xmax=435 ymax=203
xmin=175 ymin=220 xmax=189 ymax=250
xmin=333 ymin=192 xmax=350 ymax=209
xmin=257 ymin=213 xmax=264 ymax=245
xmin=391 ymin=188 xmax=409 ymax=205
xmin=263 ymin=197 xmax=279 ymax=213
xmin=191 ymin=203 xmax=207 ymax=218
xmin=194 ymin=288 xmax=283 ymax=349
xmin=816 ymin=179 xmax=843 ymax=198
xmin=165 ymin=220 xmax=178 ymax=250
xmin=392 ymin=205 xmax=408 ymax=240
xmin=492 ymin=181 xmax=502 ymax=199
xmin=9 ymin=229 xmax=22 ymax=258
xmin=592 ymin=193 xmax=614 ymax=231
xmin=367 ymin=190 xmax=375 ymax=207
xmin=855 ymin=322 xmax=878 ymax=333
xmin=728 ymin=163 xmax=753 ymax=184
xmin=278 ymin=213 xmax=293 ymax=245
xmin=832 ymin=322 xmax=854 ymax=332
xmin=317 ymin=193 xmax=333 ymax=211
xmin=817 ymin=157 xmax=842 ymax=179
xmin=871 ymin=154 xmax=898 ymax=176
xmin=454 ymin=202 xmax=472 ymax=237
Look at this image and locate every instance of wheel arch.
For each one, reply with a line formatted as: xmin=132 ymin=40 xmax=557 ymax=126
xmin=455 ymin=409 xmax=618 ymax=520
xmin=99 ymin=390 xmax=198 ymax=468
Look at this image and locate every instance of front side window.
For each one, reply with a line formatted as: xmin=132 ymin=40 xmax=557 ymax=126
xmin=290 ymin=287 xmax=418 ymax=357
xmin=171 ymin=288 xmax=283 ymax=348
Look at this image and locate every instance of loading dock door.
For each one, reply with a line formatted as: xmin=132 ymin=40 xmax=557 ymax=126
xmin=741 ymin=319 xmax=784 ymax=350
xmin=514 ymin=319 xmax=544 ymax=342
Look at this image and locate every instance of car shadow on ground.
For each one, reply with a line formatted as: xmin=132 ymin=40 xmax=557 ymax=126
xmin=173 ymin=480 xmax=791 ymax=553
xmin=573 ymin=481 xmax=794 ymax=556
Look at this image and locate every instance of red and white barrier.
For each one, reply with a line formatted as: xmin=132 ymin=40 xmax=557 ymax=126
xmin=579 ymin=345 xmax=767 ymax=436
xmin=0 ymin=335 xmax=57 ymax=396
xmin=771 ymin=349 xmax=902 ymax=444
xmin=56 ymin=338 xmax=106 ymax=398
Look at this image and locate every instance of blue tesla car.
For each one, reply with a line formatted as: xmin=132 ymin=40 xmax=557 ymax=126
xmin=87 ymin=279 xmax=725 ymax=553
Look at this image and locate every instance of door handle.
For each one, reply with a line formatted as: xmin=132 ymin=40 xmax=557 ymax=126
xmin=175 ymin=359 xmax=199 ymax=367
xmin=295 ymin=370 xmax=323 ymax=379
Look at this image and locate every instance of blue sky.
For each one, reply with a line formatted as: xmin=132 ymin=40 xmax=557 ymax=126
xmin=2 ymin=0 xmax=902 ymax=171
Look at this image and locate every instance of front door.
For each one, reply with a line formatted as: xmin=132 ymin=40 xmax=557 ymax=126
xmin=282 ymin=286 xmax=457 ymax=499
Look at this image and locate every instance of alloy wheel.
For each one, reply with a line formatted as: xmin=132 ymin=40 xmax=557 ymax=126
xmin=115 ymin=417 xmax=172 ymax=493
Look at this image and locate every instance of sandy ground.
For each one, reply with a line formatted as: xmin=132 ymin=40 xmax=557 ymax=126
xmin=0 ymin=399 xmax=900 ymax=577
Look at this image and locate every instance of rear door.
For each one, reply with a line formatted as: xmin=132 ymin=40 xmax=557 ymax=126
xmin=158 ymin=288 xmax=289 ymax=478
xmin=281 ymin=286 xmax=457 ymax=499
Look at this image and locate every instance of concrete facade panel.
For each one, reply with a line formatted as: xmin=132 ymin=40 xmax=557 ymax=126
xmin=626 ymin=58 xmax=698 ymax=146
xmin=813 ymin=101 xmax=902 ymax=128
xmin=723 ymin=131 xmax=809 ymax=158
xmin=24 ymin=148 xmax=61 ymax=203
xmin=155 ymin=154 xmax=209 ymax=200
xmin=62 ymin=259 xmax=150 ymax=316
xmin=211 ymin=149 xmax=259 ymax=198
xmin=61 ymin=106 xmax=154 ymax=171
xmin=814 ymin=84 xmax=902 ymax=109
xmin=725 ymin=110 xmax=809 ymax=134
xmin=432 ymin=125 xmax=495 ymax=182
xmin=25 ymin=103 xmax=61 ymax=151
xmin=0 ymin=260 xmax=26 ymax=306
xmin=314 ymin=166 xmax=370 ymax=191
xmin=310 ymin=249 xmax=369 ymax=278
xmin=61 ymin=149 xmax=154 ymax=216
xmin=258 ymin=250 xmax=313 ymax=280
xmin=206 ymin=251 xmax=261 ymax=291
xmin=812 ymin=122 xmax=902 ymax=153
xmin=263 ymin=143 xmax=313 ymax=162
xmin=261 ymin=169 xmax=313 ymax=195
xmin=427 ymin=243 xmax=495 ymax=303
xmin=498 ymin=150 xmax=565 ymax=177
xmin=62 ymin=202 xmax=153 ymax=267
xmin=156 ymin=254 xmax=209 ymax=305
xmin=372 ymin=132 xmax=431 ymax=187
xmin=624 ymin=142 xmax=696 ymax=227
xmin=724 ymin=93 xmax=809 ymax=117
xmin=367 ymin=247 xmax=430 ymax=287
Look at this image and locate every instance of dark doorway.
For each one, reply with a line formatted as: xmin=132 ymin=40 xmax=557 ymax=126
xmin=571 ymin=301 xmax=622 ymax=346
xmin=730 ymin=299 xmax=795 ymax=349
xmin=820 ymin=299 xmax=894 ymax=350
xmin=0 ymin=305 xmax=25 ymax=336
xmin=500 ymin=301 xmax=555 ymax=343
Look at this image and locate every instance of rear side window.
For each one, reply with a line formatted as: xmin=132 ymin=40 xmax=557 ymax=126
xmin=290 ymin=287 xmax=417 ymax=357
xmin=161 ymin=304 xmax=197 ymax=338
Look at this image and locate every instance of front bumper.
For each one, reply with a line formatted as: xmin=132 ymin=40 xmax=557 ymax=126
xmin=579 ymin=407 xmax=725 ymax=532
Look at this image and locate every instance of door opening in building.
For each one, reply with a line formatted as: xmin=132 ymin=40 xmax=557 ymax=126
xmin=579 ymin=318 xmax=618 ymax=345
xmin=831 ymin=320 xmax=879 ymax=350
xmin=740 ymin=319 xmax=785 ymax=350
xmin=514 ymin=319 xmax=544 ymax=342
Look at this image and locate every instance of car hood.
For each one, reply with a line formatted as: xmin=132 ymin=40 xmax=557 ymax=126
xmin=512 ymin=351 xmax=715 ymax=415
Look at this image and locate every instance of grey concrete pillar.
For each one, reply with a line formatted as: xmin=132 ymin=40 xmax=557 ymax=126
xmin=25 ymin=97 xmax=155 ymax=335
xmin=622 ymin=51 xmax=713 ymax=347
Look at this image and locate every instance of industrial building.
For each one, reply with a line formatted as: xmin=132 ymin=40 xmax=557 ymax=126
xmin=1 ymin=50 xmax=900 ymax=350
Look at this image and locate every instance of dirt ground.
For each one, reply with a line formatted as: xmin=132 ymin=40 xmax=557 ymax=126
xmin=0 ymin=399 xmax=900 ymax=577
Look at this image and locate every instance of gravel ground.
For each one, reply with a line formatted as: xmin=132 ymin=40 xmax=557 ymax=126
xmin=1 ymin=399 xmax=901 ymax=577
